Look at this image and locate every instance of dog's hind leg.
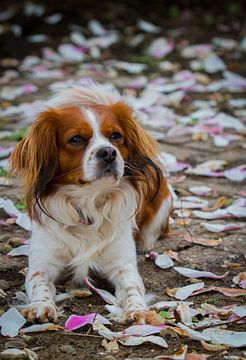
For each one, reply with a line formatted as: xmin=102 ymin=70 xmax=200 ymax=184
xmin=140 ymin=194 xmax=172 ymax=251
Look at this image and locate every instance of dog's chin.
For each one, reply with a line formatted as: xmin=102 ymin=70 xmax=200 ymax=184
xmin=98 ymin=169 xmax=121 ymax=185
xmin=81 ymin=168 xmax=122 ymax=186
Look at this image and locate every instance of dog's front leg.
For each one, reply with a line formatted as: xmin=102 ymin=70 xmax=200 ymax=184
xmin=22 ymin=262 xmax=60 ymax=323
xmin=22 ymin=227 xmax=66 ymax=323
xmin=99 ymin=228 xmax=164 ymax=325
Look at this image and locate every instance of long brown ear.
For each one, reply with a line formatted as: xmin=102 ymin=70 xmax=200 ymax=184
xmin=111 ymin=101 xmax=163 ymax=200
xmin=10 ymin=111 xmax=58 ymax=219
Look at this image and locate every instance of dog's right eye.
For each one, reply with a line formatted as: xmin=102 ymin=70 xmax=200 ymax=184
xmin=69 ymin=135 xmax=87 ymax=146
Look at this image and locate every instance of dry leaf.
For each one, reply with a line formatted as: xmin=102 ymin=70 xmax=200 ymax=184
xmin=201 ymin=340 xmax=229 ymax=352
xmin=101 ymin=338 xmax=119 ymax=353
xmin=183 ymin=234 xmax=222 ymax=247
xmin=202 ymin=196 xmax=228 ymax=212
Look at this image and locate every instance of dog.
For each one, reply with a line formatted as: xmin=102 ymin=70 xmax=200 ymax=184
xmin=10 ymin=85 xmax=172 ymax=324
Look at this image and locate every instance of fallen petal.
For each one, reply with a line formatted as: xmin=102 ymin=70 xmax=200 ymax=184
xmin=118 ymin=334 xmax=168 ymax=348
xmin=232 ymin=305 xmax=246 ymax=318
xmin=155 ymin=254 xmax=174 ymax=269
xmin=174 ymin=267 xmax=228 ymax=279
xmin=175 ymin=282 xmax=205 ymax=300
xmin=0 ymin=307 xmax=26 ymax=337
xmin=216 ymin=287 xmax=246 ymax=297
xmin=177 ymin=323 xmax=210 ymax=341
xmin=65 ymin=313 xmax=111 ymax=330
xmin=21 ymin=323 xmax=63 ymax=333
xmin=122 ymin=324 xmax=167 ymax=337
xmin=202 ymin=222 xmax=242 ymax=232
xmin=7 ymin=245 xmax=30 ymax=257
xmin=202 ymin=328 xmax=246 ymax=347
xmin=84 ymin=277 xmax=118 ymax=305
xmin=176 ymin=303 xmax=200 ymax=324
xmin=151 ymin=301 xmax=191 ymax=311
xmin=189 ymin=186 xmax=213 ymax=196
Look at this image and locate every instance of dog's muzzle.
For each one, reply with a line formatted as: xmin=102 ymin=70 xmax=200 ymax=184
xmin=96 ymin=146 xmax=119 ymax=177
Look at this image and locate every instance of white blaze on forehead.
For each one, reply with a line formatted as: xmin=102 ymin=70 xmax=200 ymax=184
xmin=84 ymin=108 xmax=111 ymax=147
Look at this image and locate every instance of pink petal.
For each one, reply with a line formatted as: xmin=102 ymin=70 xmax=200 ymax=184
xmin=65 ymin=313 xmax=111 ymax=330
xmin=84 ymin=277 xmax=117 ymax=305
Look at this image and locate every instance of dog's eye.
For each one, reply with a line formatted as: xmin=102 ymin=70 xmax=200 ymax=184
xmin=69 ymin=135 xmax=87 ymax=146
xmin=110 ymin=132 xmax=122 ymax=141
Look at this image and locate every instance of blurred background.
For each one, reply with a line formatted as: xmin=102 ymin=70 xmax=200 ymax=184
xmin=0 ymin=0 xmax=245 ymax=59
xmin=0 ymin=2 xmax=246 ymax=359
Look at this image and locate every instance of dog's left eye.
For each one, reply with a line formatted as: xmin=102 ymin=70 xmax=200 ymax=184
xmin=69 ymin=135 xmax=87 ymax=146
xmin=110 ymin=132 xmax=122 ymax=141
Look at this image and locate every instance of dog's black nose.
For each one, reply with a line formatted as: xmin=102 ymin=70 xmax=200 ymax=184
xmin=96 ymin=147 xmax=117 ymax=163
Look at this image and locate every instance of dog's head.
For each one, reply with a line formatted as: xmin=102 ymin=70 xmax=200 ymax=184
xmin=10 ymin=86 xmax=162 ymax=220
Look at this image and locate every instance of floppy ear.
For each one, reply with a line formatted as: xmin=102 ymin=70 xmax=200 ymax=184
xmin=10 ymin=110 xmax=58 ymax=218
xmin=111 ymin=101 xmax=163 ymax=199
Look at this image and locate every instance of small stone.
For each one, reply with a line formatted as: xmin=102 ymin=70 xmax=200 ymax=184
xmin=5 ymin=340 xmax=26 ymax=350
xmin=6 ymin=219 xmax=16 ymax=226
xmin=8 ymin=238 xmax=23 ymax=248
xmin=103 ymin=356 xmax=116 ymax=360
xmin=60 ymin=345 xmax=76 ymax=355
xmin=0 ymin=235 xmax=10 ymax=243
xmin=0 ymin=279 xmax=10 ymax=290
xmin=0 ymin=289 xmax=7 ymax=298
xmin=1 ymin=244 xmax=12 ymax=255
xmin=70 ymin=289 xmax=92 ymax=298
xmin=0 ymin=348 xmax=28 ymax=359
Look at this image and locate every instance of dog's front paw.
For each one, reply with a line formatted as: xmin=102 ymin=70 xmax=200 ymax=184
xmin=126 ymin=310 xmax=165 ymax=325
xmin=21 ymin=302 xmax=58 ymax=323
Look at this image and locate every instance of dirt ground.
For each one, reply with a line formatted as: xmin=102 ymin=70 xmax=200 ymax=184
xmin=0 ymin=1 xmax=246 ymax=359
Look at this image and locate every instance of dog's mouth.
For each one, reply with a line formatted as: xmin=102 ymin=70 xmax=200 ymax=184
xmin=76 ymin=207 xmax=94 ymax=225
xmin=97 ymin=163 xmax=120 ymax=180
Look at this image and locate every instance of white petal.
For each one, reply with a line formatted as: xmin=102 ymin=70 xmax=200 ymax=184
xmin=175 ymin=282 xmax=205 ymax=300
xmin=202 ymin=328 xmax=246 ymax=347
xmin=155 ymin=254 xmax=174 ymax=269
xmin=8 ymin=244 xmax=30 ymax=257
xmin=232 ymin=305 xmax=246 ymax=318
xmin=213 ymin=135 xmax=229 ymax=147
xmin=0 ymin=308 xmax=26 ymax=337
xmin=201 ymin=222 xmax=241 ymax=232
xmin=177 ymin=323 xmax=211 ymax=341
xmin=174 ymin=267 xmax=227 ymax=279
xmin=118 ymin=335 xmax=168 ymax=348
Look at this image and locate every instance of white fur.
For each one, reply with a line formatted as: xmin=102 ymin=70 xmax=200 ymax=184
xmin=141 ymin=194 xmax=172 ymax=250
xmin=25 ymin=178 xmax=147 ymax=321
xmin=46 ymin=85 xmax=121 ymax=109
xmin=23 ymin=85 xmax=170 ymax=322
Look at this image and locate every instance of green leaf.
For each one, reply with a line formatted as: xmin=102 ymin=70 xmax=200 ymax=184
xmin=168 ymin=5 xmax=180 ymax=19
xmin=4 ymin=127 xmax=29 ymax=141
xmin=159 ymin=310 xmax=170 ymax=318
xmin=15 ymin=201 xmax=26 ymax=211
xmin=223 ymin=198 xmax=233 ymax=207
xmin=204 ymin=297 xmax=217 ymax=304
xmin=190 ymin=117 xmax=199 ymax=125
xmin=0 ymin=168 xmax=9 ymax=177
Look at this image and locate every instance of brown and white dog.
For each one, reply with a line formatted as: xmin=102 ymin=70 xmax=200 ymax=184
xmin=10 ymin=85 xmax=172 ymax=324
